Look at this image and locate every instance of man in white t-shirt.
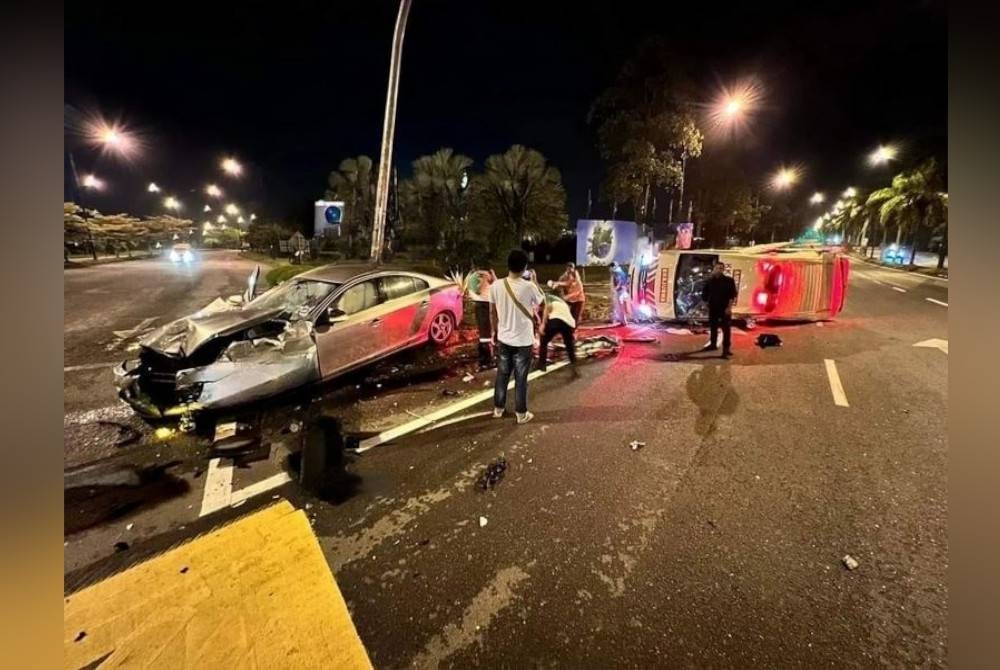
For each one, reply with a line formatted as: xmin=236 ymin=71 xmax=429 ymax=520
xmin=489 ymin=249 xmax=544 ymax=424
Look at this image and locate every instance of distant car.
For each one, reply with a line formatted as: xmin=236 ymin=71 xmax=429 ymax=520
xmin=170 ymin=243 xmax=195 ymax=263
xmin=629 ymin=243 xmax=850 ymax=322
xmin=114 ymin=265 xmax=464 ymax=420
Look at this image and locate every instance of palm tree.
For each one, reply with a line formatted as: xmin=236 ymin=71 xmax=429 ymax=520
xmin=326 ymin=156 xmax=375 ymax=256
xmin=866 ymin=159 xmax=947 ymax=266
xmin=472 ymin=145 xmax=568 ymax=256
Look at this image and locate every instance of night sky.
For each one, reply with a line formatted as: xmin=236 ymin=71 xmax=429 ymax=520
xmin=65 ymin=0 xmax=946 ymax=227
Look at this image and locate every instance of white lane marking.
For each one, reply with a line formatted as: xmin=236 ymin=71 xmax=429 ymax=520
xmin=824 ymin=359 xmax=850 ymax=407
xmin=355 ymin=361 xmax=570 ymax=453
xmin=199 ymin=457 xmax=234 ymax=517
xmin=64 ymin=362 xmax=118 ymax=372
xmin=926 ymin=298 xmax=948 ymax=307
xmin=914 ymin=338 xmax=949 ymax=354
xmin=891 ymin=286 xmax=907 ymax=293
xmin=230 ymin=472 xmax=293 ymax=506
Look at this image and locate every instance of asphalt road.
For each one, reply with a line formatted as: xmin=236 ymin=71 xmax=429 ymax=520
xmin=63 ymin=256 xmax=948 ymax=668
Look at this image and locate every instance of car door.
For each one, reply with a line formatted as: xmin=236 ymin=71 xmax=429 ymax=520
xmin=377 ymin=274 xmax=424 ymax=348
xmin=313 ymin=279 xmax=383 ymax=379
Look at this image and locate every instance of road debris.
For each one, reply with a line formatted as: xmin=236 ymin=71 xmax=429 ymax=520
xmin=479 ymin=516 xmax=488 ymax=528
xmin=755 ymin=333 xmax=783 ymax=348
xmin=289 ymin=420 xmax=303 ymax=433
xmin=476 ymin=457 xmax=508 ymax=491
xmin=74 ymin=631 xmax=87 ymax=643
xmin=628 ymin=440 xmax=646 ymax=451
xmin=442 ymin=389 xmax=462 ymax=397
xmin=113 ymin=541 xmax=129 ymax=553
xmin=842 ymin=555 xmax=860 ymax=571
xmin=178 ymin=414 xmax=195 ymax=433
xmin=153 ymin=426 xmax=176 ymax=440
xmin=125 ymin=523 xmax=134 ymax=531
xmin=215 ymin=421 xmax=238 ymax=441
xmin=462 ymin=373 xmax=475 ymax=382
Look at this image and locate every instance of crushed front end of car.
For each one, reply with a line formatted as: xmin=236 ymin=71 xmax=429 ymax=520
xmin=114 ymin=306 xmax=322 ymax=422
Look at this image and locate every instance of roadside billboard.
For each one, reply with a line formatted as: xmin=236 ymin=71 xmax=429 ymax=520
xmin=576 ymin=220 xmax=638 ymax=266
xmin=314 ymin=200 xmax=345 ymax=237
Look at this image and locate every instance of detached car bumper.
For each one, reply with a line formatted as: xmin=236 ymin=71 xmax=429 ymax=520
xmin=114 ymin=360 xmax=203 ymax=419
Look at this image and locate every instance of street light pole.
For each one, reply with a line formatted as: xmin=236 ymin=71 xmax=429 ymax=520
xmin=370 ymin=0 xmax=413 ymax=264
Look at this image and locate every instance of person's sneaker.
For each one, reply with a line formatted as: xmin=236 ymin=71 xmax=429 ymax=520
xmin=515 ymin=411 xmax=535 ymax=425
xmin=722 ymin=350 xmax=733 ymax=359
xmin=492 ymin=407 xmax=504 ymax=419
xmin=701 ymin=344 xmax=719 ymax=352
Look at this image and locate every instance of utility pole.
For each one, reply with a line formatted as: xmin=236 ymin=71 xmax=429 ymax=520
xmin=370 ymin=0 xmax=413 ymax=264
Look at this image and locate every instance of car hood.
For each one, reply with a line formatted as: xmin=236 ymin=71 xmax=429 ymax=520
xmin=140 ymin=304 xmax=287 ymax=358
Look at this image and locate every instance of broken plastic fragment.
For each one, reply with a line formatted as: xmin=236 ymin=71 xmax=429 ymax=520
xmin=842 ymin=555 xmax=860 ymax=570
xmin=214 ymin=421 xmax=238 ymax=442
xmin=629 ymin=440 xmax=646 ymax=451
xmin=479 ymin=516 xmax=488 ymax=528
xmin=476 ymin=457 xmax=508 ymax=491
xmin=462 ymin=373 xmax=475 ymax=382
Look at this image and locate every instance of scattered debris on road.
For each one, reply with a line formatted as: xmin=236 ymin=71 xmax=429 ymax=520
xmin=628 ymin=440 xmax=646 ymax=451
xmin=462 ymin=373 xmax=475 ymax=382
xmin=842 ymin=555 xmax=860 ymax=571
xmin=623 ymin=336 xmax=657 ymax=344
xmin=153 ymin=426 xmax=175 ymax=440
xmin=755 ymin=333 xmax=783 ymax=348
xmin=476 ymin=457 xmax=508 ymax=491
xmin=73 ymin=631 xmax=87 ymax=643
xmin=442 ymin=389 xmax=462 ymax=397
xmin=479 ymin=516 xmax=488 ymax=528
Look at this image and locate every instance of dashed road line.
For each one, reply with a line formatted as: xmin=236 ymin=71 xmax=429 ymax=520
xmin=891 ymin=286 xmax=907 ymax=293
xmin=824 ymin=359 xmax=850 ymax=407
xmin=64 ymin=362 xmax=118 ymax=372
xmin=199 ymin=457 xmax=235 ymax=516
xmin=926 ymin=298 xmax=948 ymax=307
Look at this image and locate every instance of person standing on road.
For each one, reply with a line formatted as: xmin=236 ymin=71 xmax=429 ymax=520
xmin=466 ymin=261 xmax=497 ymax=370
xmin=700 ymin=262 xmax=738 ymax=358
xmin=551 ymin=262 xmax=586 ymax=324
xmin=490 ymin=249 xmax=544 ymax=424
xmin=538 ymin=290 xmax=579 ymax=376
xmin=609 ymin=262 xmax=629 ymax=326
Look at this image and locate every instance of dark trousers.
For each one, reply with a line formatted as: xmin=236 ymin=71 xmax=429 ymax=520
xmin=708 ymin=309 xmax=732 ymax=352
xmin=567 ymin=301 xmax=584 ymax=324
xmin=474 ymin=301 xmax=493 ymax=367
xmin=538 ymin=320 xmax=576 ymax=370
xmin=494 ymin=343 xmax=533 ymax=414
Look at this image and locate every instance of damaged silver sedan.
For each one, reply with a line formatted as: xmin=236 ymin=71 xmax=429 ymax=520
xmin=114 ymin=265 xmax=464 ymax=421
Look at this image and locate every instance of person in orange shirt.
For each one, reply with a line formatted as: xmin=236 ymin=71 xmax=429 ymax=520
xmin=550 ymin=262 xmax=586 ymax=324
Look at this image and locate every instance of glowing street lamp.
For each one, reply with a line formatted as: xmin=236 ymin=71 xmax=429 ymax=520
xmin=708 ymin=79 xmax=762 ymax=136
xmin=147 ymin=182 xmax=161 ymax=193
xmin=204 ymin=204 xmax=212 ymax=212
xmin=221 ymin=158 xmax=243 ymax=176
xmin=250 ymin=213 xmax=257 ymax=221
xmin=84 ymin=118 xmax=141 ymax=161
xmin=869 ymin=144 xmax=898 ymax=166
xmin=81 ymin=173 xmax=104 ymax=190
xmin=770 ymin=167 xmax=800 ymax=191
xmin=224 ymin=203 xmax=240 ymax=216
xmin=809 ymin=192 xmax=825 ymax=205
xmin=237 ymin=216 xmax=245 ymax=224
xmin=843 ymin=187 xmax=857 ymax=198
xmin=163 ymin=196 xmax=181 ymax=211
xmin=205 ymin=184 xmax=222 ymax=198
xmin=216 ymin=214 xmax=227 ymax=224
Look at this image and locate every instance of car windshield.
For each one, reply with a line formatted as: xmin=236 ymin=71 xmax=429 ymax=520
xmin=248 ymin=279 xmax=340 ymax=320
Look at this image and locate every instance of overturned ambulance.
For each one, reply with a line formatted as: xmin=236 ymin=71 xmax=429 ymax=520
xmin=628 ymin=242 xmax=850 ymax=323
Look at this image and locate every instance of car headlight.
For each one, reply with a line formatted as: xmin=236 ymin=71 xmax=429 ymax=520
xmin=183 ymin=250 xmax=194 ymax=262
xmin=170 ymin=251 xmax=180 ymax=262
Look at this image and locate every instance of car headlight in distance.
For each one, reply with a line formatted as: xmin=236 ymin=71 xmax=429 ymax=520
xmin=170 ymin=250 xmax=180 ymax=262
xmin=183 ymin=250 xmax=194 ymax=263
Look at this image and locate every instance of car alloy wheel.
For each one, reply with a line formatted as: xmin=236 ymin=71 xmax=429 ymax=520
xmin=429 ymin=312 xmax=454 ymax=345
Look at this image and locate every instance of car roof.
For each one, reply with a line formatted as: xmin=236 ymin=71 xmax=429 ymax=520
xmin=294 ymin=263 xmax=444 ymax=285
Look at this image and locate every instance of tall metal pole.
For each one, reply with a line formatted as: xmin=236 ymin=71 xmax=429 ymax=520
xmin=370 ymin=0 xmax=413 ymax=264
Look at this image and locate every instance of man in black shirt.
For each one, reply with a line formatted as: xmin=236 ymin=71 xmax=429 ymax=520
xmin=700 ymin=262 xmax=738 ymax=358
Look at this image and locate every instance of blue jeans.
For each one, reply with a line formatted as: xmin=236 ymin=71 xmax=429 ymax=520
xmin=494 ymin=343 xmax=533 ymax=414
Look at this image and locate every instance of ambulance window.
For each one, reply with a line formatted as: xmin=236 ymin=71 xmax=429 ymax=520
xmin=674 ymin=253 xmax=719 ymax=318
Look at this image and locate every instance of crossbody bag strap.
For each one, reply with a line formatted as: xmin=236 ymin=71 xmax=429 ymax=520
xmin=503 ymin=278 xmax=537 ymax=324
